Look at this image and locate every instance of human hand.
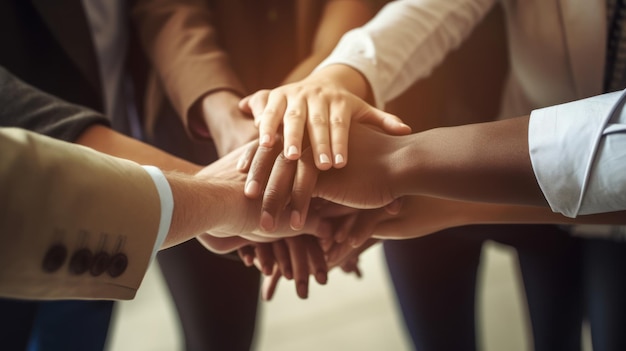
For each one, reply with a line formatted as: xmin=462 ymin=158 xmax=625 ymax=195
xmin=239 ymin=77 xmax=410 ymax=170
xmin=194 ymin=140 xmax=327 ymax=240
xmin=239 ymin=123 xmax=407 ymax=232
xmin=237 ymin=235 xmax=328 ymax=300
xmin=201 ymin=90 xmax=258 ymax=157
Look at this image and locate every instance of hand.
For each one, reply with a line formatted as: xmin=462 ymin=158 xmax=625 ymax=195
xmin=194 ymin=140 xmax=327 ymax=240
xmin=240 ymin=123 xmax=407 ymax=231
xmin=201 ymin=90 xmax=258 ymax=157
xmin=237 ymin=235 xmax=328 ymax=300
xmin=239 ymin=77 xmax=410 ymax=170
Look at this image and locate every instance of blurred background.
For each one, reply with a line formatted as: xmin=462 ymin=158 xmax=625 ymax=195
xmin=106 ymin=242 xmax=591 ymax=351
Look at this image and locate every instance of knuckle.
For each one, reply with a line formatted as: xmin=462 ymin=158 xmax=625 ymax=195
xmin=262 ymin=108 xmax=277 ymax=118
xmin=263 ymin=187 xmax=285 ymax=210
xmin=329 ymin=115 xmax=347 ymax=128
xmin=309 ymin=113 xmax=327 ymax=127
xmin=284 ymin=109 xmax=303 ymax=123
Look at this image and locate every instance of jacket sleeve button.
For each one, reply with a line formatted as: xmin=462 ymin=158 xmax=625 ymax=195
xmin=68 ymin=248 xmax=93 ymax=275
xmin=42 ymin=244 xmax=68 ymax=273
xmin=90 ymin=251 xmax=110 ymax=276
xmin=107 ymin=253 xmax=128 ymax=278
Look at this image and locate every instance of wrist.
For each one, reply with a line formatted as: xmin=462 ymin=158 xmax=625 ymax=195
xmin=309 ymin=64 xmax=373 ymax=103
xmin=165 ymin=173 xmax=225 ymax=248
xmin=389 ymin=133 xmax=424 ymax=197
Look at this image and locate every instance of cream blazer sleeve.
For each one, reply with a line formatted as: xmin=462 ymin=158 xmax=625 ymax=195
xmin=0 ymin=128 xmax=161 ymax=300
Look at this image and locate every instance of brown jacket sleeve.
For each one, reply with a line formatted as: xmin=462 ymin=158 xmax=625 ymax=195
xmin=132 ymin=0 xmax=246 ymax=138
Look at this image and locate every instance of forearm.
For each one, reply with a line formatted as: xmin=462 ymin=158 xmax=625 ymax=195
xmin=76 ymin=124 xmax=202 ymax=174
xmin=458 ymin=201 xmax=626 ymax=227
xmin=316 ymin=0 xmax=495 ymax=107
xmin=283 ymin=0 xmax=374 ymax=86
xmin=163 ymin=173 xmax=227 ymax=248
xmin=393 ymin=116 xmax=546 ymax=206
xmin=372 ymin=196 xmax=626 ymax=241
xmin=132 ymin=0 xmax=245 ymax=134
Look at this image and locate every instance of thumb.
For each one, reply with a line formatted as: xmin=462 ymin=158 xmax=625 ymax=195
xmin=356 ymin=105 xmax=411 ymax=136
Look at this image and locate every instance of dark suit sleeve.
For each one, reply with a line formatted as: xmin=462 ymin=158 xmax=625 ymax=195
xmin=0 ymin=66 xmax=109 ymax=142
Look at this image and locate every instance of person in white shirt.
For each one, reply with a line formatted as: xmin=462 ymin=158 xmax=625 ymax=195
xmin=239 ymin=0 xmax=626 ymax=350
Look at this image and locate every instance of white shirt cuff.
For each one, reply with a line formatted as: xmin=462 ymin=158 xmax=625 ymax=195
xmin=141 ymin=165 xmax=173 ymax=261
xmin=529 ymin=91 xmax=626 ymax=217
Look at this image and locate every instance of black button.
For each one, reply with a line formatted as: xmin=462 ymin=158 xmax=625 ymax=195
xmin=90 ymin=252 xmax=110 ymax=276
xmin=108 ymin=253 xmax=128 ymax=277
xmin=68 ymin=248 xmax=93 ymax=275
xmin=42 ymin=244 xmax=68 ymax=273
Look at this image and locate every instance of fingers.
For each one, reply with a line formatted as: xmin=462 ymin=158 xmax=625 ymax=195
xmin=332 ymin=213 xmax=359 ymax=244
xmin=244 ymin=140 xmax=283 ymax=199
xmin=238 ymin=245 xmax=256 ymax=267
xmin=282 ymin=98 xmax=307 ymax=161
xmin=261 ymin=268 xmax=282 ymax=301
xmin=260 ymin=152 xmax=298 ymax=232
xmin=306 ymin=236 xmax=328 ymax=285
xmin=285 ymin=237 xmax=310 ymax=299
xmin=328 ymin=97 xmax=351 ymax=168
xmin=355 ymin=103 xmax=411 ymax=136
xmin=258 ymin=91 xmax=287 ymax=147
xmin=254 ymin=244 xmax=275 ymax=276
xmin=236 ymin=141 xmax=259 ymax=173
xmin=305 ymin=93 xmax=333 ymax=171
xmin=272 ymin=240 xmax=293 ymax=280
xmin=288 ymin=148 xmax=319 ymax=230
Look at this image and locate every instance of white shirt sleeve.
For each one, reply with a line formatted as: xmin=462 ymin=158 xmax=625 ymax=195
xmin=141 ymin=165 xmax=174 ymax=260
xmin=315 ymin=0 xmax=495 ymax=108
xmin=529 ymin=91 xmax=626 ymax=217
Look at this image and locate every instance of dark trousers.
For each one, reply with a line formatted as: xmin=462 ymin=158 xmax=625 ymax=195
xmin=383 ymin=225 xmax=584 ymax=351
xmin=0 ymin=299 xmax=113 ymax=351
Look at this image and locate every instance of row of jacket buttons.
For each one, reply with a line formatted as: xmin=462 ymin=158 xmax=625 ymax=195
xmin=42 ymin=244 xmax=128 ymax=277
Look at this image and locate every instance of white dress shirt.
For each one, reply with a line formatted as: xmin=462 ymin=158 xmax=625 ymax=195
xmin=530 ymin=91 xmax=626 ymax=217
xmin=317 ymin=0 xmax=626 ymax=217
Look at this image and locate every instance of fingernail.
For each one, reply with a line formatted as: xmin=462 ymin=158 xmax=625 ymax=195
xmin=287 ymin=145 xmax=299 ymax=158
xmin=334 ymin=153 xmax=344 ymax=165
xmin=263 ymin=265 xmax=273 ymax=276
xmin=243 ymin=255 xmax=254 ymax=266
xmin=245 ymin=180 xmax=259 ymax=196
xmin=297 ymin=281 xmax=308 ymax=299
xmin=290 ymin=210 xmax=301 ymax=230
xmin=284 ymin=267 xmax=293 ymax=280
xmin=319 ymin=153 xmax=330 ymax=164
xmin=316 ymin=271 xmax=328 ymax=285
xmin=260 ymin=211 xmax=275 ymax=232
xmin=260 ymin=134 xmax=271 ymax=146
xmin=351 ymin=237 xmax=361 ymax=248
xmin=236 ymin=157 xmax=247 ymax=170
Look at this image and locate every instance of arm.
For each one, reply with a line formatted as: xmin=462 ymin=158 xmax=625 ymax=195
xmin=281 ymin=0 xmax=375 ymax=84
xmin=0 ymin=128 xmax=321 ymax=300
xmin=243 ymin=0 xmax=494 ymax=166
xmin=132 ymin=0 xmax=255 ymax=155
xmin=0 ymin=65 xmax=202 ymax=174
xmin=243 ymin=92 xmax=626 ymax=229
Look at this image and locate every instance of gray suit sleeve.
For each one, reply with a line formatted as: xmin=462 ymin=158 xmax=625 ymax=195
xmin=0 ymin=66 xmax=109 ymax=142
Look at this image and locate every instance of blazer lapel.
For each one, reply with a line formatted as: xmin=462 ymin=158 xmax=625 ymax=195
xmin=31 ymin=0 xmax=102 ymax=95
xmin=558 ymin=0 xmax=606 ymax=98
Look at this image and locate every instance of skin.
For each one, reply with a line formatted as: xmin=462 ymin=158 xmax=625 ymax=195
xmin=185 ymin=0 xmax=382 ymax=296
xmin=237 ymin=120 xmax=626 ymax=233
xmin=76 ymin=124 xmax=329 ymax=298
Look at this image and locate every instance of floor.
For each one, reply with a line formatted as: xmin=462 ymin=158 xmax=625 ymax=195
xmin=105 ymin=241 xmax=591 ymax=351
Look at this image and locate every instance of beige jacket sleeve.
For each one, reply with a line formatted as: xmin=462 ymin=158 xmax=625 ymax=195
xmin=133 ymin=0 xmax=246 ymax=138
xmin=0 ymin=128 xmax=161 ymax=300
